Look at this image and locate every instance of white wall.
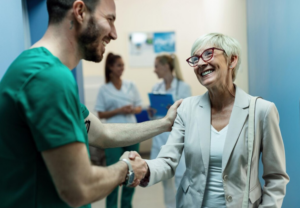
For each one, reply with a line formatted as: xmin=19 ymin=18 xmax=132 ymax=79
xmin=83 ymin=0 xmax=249 ymax=106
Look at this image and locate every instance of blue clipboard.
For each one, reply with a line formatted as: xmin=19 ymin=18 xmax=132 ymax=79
xmin=135 ymin=109 xmax=150 ymax=123
xmin=148 ymin=93 xmax=174 ymax=117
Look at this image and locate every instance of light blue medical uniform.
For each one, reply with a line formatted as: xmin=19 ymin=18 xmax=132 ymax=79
xmin=150 ymin=78 xmax=191 ymax=208
xmin=95 ymin=80 xmax=142 ymax=208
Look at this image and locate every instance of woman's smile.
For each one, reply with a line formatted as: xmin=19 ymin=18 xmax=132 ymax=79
xmin=200 ymin=68 xmax=215 ymax=77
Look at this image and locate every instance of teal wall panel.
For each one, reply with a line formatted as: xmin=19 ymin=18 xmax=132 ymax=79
xmin=247 ymin=0 xmax=300 ymax=206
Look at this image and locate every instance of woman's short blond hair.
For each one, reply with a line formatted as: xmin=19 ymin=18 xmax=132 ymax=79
xmin=191 ymin=33 xmax=242 ymax=81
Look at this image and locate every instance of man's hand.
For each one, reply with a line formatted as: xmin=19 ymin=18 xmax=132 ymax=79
xmin=120 ymin=151 xmax=147 ymax=187
xmin=163 ymin=99 xmax=183 ymax=131
xmin=86 ymin=99 xmax=182 ymax=149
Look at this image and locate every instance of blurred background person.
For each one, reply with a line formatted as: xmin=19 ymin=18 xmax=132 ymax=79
xmin=149 ymin=54 xmax=191 ymax=208
xmin=95 ymin=53 xmax=142 ymax=208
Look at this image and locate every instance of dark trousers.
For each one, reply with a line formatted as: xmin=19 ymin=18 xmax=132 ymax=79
xmin=105 ymin=143 xmax=140 ymax=208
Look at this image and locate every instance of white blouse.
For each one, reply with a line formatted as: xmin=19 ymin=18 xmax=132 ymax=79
xmin=202 ymin=125 xmax=228 ymax=208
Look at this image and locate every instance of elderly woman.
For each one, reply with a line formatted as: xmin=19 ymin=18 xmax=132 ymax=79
xmin=138 ymin=33 xmax=289 ymax=208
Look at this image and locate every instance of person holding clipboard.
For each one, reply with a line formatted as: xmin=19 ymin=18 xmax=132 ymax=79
xmin=149 ymin=54 xmax=191 ymax=208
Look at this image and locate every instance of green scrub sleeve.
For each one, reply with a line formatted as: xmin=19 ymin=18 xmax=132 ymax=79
xmin=17 ymin=66 xmax=87 ymax=152
xmin=80 ymin=103 xmax=90 ymax=119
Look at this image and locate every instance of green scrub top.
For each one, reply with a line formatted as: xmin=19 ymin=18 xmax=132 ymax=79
xmin=0 ymin=47 xmax=91 ymax=208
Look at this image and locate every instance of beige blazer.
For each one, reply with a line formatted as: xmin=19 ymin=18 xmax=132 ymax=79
xmin=145 ymin=87 xmax=289 ymax=208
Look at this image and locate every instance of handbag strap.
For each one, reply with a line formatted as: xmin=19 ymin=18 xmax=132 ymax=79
xmin=242 ymin=96 xmax=260 ymax=208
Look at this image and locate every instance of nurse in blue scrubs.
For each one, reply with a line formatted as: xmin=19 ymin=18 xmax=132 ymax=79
xmin=95 ymin=53 xmax=142 ymax=208
xmin=150 ymin=54 xmax=192 ymax=208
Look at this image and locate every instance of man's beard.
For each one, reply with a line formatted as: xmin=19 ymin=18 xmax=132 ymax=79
xmin=77 ymin=17 xmax=103 ymax=62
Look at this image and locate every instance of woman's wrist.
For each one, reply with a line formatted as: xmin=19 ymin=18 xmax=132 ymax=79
xmin=140 ymin=163 xmax=150 ymax=187
xmin=115 ymin=108 xmax=121 ymax=115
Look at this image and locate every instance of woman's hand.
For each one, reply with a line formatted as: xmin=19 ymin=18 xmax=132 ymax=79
xmin=147 ymin=107 xmax=157 ymax=118
xmin=128 ymin=151 xmax=149 ymax=187
xmin=119 ymin=151 xmax=148 ymax=187
xmin=98 ymin=106 xmax=133 ymax=119
xmin=118 ymin=105 xmax=134 ymax=114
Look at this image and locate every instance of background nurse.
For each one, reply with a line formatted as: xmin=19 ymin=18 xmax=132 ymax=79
xmin=95 ymin=53 xmax=142 ymax=208
xmin=150 ymin=54 xmax=192 ymax=208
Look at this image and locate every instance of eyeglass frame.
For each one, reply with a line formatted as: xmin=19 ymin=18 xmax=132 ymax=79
xmin=186 ymin=47 xmax=226 ymax=67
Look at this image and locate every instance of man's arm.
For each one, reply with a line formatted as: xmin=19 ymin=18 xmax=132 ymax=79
xmin=88 ymin=100 xmax=182 ymax=148
xmin=42 ymin=143 xmax=146 ymax=207
xmin=97 ymin=106 xmax=142 ymax=119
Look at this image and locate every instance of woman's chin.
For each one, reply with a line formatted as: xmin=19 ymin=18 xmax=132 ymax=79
xmin=199 ymin=77 xmax=215 ymax=88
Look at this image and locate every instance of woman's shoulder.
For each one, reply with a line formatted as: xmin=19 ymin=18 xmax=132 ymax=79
xmin=180 ymin=93 xmax=207 ymax=107
xmin=256 ymin=98 xmax=274 ymax=108
xmin=122 ymin=80 xmax=137 ymax=87
xmin=240 ymin=89 xmax=278 ymax=118
xmin=178 ymin=80 xmax=190 ymax=88
xmin=98 ymin=82 xmax=112 ymax=92
xmin=100 ymin=82 xmax=111 ymax=88
xmin=153 ymin=81 xmax=163 ymax=87
xmin=123 ymin=80 xmax=140 ymax=92
xmin=122 ymin=79 xmax=131 ymax=85
xmin=151 ymin=81 xmax=164 ymax=91
xmin=237 ymin=86 xmax=275 ymax=111
xmin=255 ymin=98 xmax=277 ymax=118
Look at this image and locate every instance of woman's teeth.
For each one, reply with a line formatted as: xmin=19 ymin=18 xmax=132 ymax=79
xmin=102 ymin=41 xmax=107 ymax=47
xmin=201 ymin=70 xmax=213 ymax=76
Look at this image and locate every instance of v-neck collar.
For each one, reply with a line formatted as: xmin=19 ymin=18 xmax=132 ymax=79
xmin=211 ymin=125 xmax=229 ymax=134
xmin=110 ymin=81 xmax=123 ymax=91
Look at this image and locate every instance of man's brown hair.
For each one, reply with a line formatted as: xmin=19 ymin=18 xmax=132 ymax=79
xmin=47 ymin=0 xmax=100 ymax=24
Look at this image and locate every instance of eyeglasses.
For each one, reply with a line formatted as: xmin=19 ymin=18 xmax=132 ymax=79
xmin=186 ymin=47 xmax=226 ymax=67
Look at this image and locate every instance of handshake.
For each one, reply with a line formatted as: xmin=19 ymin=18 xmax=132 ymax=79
xmin=119 ymin=151 xmax=149 ymax=187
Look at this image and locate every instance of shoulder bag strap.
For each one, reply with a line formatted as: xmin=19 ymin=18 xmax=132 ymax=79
xmin=242 ymin=96 xmax=261 ymax=208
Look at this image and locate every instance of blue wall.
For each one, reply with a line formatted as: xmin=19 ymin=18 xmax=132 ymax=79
xmin=0 ymin=2 xmax=25 ymax=80
xmin=247 ymin=0 xmax=300 ymax=207
xmin=27 ymin=0 xmax=85 ymax=103
xmin=27 ymin=0 xmax=48 ymax=44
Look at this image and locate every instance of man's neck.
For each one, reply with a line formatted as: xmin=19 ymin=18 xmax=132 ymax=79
xmin=31 ymin=22 xmax=82 ymax=70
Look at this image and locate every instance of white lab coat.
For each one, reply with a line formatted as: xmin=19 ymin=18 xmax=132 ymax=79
xmin=150 ymin=78 xmax=192 ymax=187
xmin=95 ymin=80 xmax=142 ymax=124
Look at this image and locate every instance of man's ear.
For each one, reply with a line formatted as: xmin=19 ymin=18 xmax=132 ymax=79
xmin=229 ymin=55 xmax=238 ymax=69
xmin=73 ymin=1 xmax=87 ymax=25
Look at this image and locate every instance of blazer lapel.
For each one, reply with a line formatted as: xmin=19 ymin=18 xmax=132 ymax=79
xmin=198 ymin=92 xmax=211 ymax=171
xmin=222 ymin=87 xmax=251 ymax=172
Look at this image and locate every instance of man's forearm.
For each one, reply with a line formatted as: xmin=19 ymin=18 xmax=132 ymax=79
xmin=43 ymin=142 xmax=128 ymax=208
xmin=80 ymin=161 xmax=127 ymax=206
xmin=102 ymin=118 xmax=170 ymax=148
xmin=87 ymin=100 xmax=182 ymax=149
xmin=87 ymin=112 xmax=170 ymax=148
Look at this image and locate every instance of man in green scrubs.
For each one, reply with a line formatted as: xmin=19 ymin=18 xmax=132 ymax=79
xmin=0 ymin=0 xmax=182 ymax=208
